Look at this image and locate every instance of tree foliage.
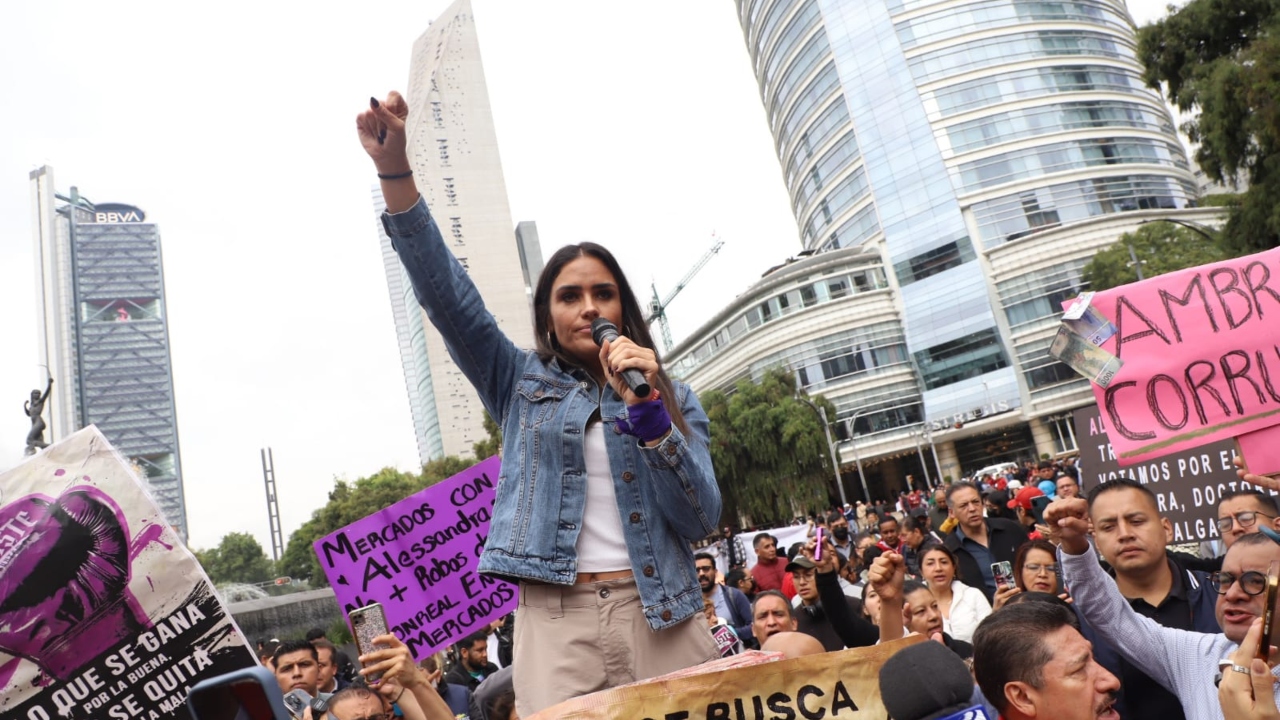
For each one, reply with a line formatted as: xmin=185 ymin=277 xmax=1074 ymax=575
xmin=471 ymin=411 xmax=502 ymax=460
xmin=278 ymin=457 xmax=476 ymax=587
xmin=1081 ymin=221 xmax=1228 ymax=291
xmin=1137 ymin=0 xmax=1280 ymax=253
xmin=277 ymin=414 xmax=502 ymax=586
xmin=701 ymin=367 xmax=838 ymax=527
xmin=194 ymin=532 xmax=274 ymax=586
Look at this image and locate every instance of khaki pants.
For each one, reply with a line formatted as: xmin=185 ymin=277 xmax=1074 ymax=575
xmin=512 ymin=578 xmax=718 ymax=717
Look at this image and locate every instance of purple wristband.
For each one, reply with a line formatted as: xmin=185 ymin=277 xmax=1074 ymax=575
xmin=615 ymin=399 xmax=672 ymax=443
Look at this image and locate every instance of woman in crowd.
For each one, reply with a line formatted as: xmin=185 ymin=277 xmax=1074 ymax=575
xmin=358 ymin=92 xmax=720 ymax=717
xmin=1014 ymin=539 xmax=1061 ymax=595
xmin=920 ymin=545 xmax=991 ymax=643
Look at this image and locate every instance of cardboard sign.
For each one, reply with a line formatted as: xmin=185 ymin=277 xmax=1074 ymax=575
xmin=0 ymin=427 xmax=256 ymax=720
xmin=527 ymin=636 xmax=923 ymax=720
xmin=1085 ymin=247 xmax=1280 ymax=466
xmin=1071 ymin=405 xmax=1280 ymax=542
xmin=313 ymin=456 xmax=514 ymax=659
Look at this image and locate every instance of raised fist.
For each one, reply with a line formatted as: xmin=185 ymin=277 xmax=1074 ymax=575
xmin=0 ymin=488 xmax=149 ymax=679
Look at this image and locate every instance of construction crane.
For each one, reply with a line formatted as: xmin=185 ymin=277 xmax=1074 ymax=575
xmin=647 ymin=235 xmax=725 ymax=352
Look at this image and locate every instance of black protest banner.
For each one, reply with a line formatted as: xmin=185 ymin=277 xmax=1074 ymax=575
xmin=0 ymin=427 xmax=257 ymax=720
xmin=1072 ymin=405 xmax=1280 ymax=542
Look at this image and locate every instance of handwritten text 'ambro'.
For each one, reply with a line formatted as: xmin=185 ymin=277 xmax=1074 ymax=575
xmin=1102 ymin=258 xmax=1280 ymax=444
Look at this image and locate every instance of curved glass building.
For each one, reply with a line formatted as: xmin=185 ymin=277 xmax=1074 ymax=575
xmin=665 ymin=0 xmax=1214 ymax=497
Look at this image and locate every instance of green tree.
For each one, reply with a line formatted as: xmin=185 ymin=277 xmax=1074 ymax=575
xmin=195 ymin=532 xmax=275 ymax=586
xmin=470 ymin=411 xmax=503 ymax=460
xmin=1081 ymin=221 xmax=1228 ymax=291
xmin=701 ymin=367 xmax=837 ymax=527
xmin=278 ymin=457 xmax=477 ymax=587
xmin=1137 ymin=0 xmax=1280 ymax=253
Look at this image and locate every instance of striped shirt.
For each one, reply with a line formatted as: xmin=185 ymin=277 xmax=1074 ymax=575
xmin=1061 ymin=541 xmax=1280 ymax=719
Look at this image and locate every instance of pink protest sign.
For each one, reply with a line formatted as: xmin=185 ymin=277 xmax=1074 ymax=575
xmin=312 ymin=456 xmax=515 ymax=658
xmin=1086 ymin=247 xmax=1280 ymax=466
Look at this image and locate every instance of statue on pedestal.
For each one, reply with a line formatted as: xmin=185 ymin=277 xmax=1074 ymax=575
xmin=24 ymin=377 xmax=53 ymax=456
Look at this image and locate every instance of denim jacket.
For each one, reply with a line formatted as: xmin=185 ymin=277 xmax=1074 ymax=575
xmin=383 ymin=197 xmax=722 ymax=631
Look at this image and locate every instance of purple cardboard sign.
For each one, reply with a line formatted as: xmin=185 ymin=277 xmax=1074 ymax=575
xmin=312 ymin=456 xmax=515 ymax=659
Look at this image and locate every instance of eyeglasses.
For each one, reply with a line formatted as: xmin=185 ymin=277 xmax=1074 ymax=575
xmin=1024 ymin=563 xmax=1058 ymax=575
xmin=1208 ymin=570 xmax=1270 ymax=596
xmin=1216 ymin=511 xmax=1277 ymax=533
xmin=339 ymin=715 xmax=389 ymax=720
xmin=695 ymin=566 xmax=716 ymax=574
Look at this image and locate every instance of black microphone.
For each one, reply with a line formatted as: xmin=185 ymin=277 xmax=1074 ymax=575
xmin=879 ymin=641 xmax=991 ymax=720
xmin=590 ymin=318 xmax=652 ymax=398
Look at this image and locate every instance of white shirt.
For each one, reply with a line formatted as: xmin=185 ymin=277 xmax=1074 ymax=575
xmin=574 ymin=422 xmax=630 ymax=572
xmin=941 ymin=579 xmax=991 ymax=644
xmin=1062 ymin=540 xmax=1280 ymax=719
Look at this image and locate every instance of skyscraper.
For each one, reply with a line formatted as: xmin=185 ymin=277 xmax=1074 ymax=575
xmin=30 ymin=166 xmax=189 ymax=536
xmin=378 ymin=0 xmax=535 ymax=463
xmin=663 ymin=0 xmax=1218 ymax=496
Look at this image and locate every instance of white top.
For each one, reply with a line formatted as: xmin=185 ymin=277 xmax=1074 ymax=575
xmin=1062 ymin=540 xmax=1280 ymax=720
xmin=574 ymin=422 xmax=631 ymax=572
xmin=941 ymin=579 xmax=991 ymax=643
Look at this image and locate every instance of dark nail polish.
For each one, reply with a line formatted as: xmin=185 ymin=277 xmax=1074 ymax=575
xmin=378 ymin=128 xmax=387 ymax=145
xmin=370 ymin=97 xmax=380 ymax=109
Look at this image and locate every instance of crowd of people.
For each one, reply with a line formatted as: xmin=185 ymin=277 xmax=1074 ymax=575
xmin=325 ymin=91 xmax=1280 ymax=719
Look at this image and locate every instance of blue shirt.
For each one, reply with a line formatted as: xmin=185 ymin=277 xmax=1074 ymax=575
xmin=957 ymin=526 xmax=995 ymax=591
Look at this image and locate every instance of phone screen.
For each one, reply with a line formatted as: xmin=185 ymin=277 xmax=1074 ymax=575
xmin=1261 ymin=561 xmax=1278 ymax=661
xmin=991 ymin=561 xmax=1015 ymax=589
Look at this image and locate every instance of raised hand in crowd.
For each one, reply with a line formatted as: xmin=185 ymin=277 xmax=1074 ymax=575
xmin=358 ymin=634 xmax=455 ymax=720
xmin=870 ymin=551 xmax=907 ymax=643
xmin=1044 ymin=497 xmax=1091 ymax=556
xmin=801 ymin=535 xmax=839 ymax=575
xmin=1235 ymin=456 xmax=1280 ymax=495
xmin=1219 ymin=617 xmax=1280 ymax=720
xmin=991 ymin=583 xmax=1021 ymax=611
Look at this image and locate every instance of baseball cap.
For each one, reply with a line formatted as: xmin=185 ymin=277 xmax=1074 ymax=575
xmin=1008 ymin=486 xmax=1046 ymax=511
xmin=786 ymin=556 xmax=818 ymax=573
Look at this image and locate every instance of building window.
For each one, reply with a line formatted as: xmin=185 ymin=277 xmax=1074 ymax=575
xmin=914 ymin=328 xmax=1010 ymax=390
xmin=893 ymin=236 xmax=976 ymax=286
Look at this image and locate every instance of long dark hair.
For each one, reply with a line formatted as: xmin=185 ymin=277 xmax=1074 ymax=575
xmin=532 ymin=242 xmax=689 ymax=435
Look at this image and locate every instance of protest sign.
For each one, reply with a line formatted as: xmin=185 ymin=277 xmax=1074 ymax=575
xmin=1082 ymin=247 xmax=1280 ymax=466
xmin=313 ymin=455 xmax=514 ymax=659
xmin=1070 ymin=405 xmax=1280 ymax=542
xmin=527 ymin=636 xmax=923 ymax=720
xmin=0 ymin=427 xmax=256 ymax=720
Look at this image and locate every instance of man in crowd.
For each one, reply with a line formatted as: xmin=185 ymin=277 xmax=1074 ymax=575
xmin=827 ymin=510 xmax=855 ymax=560
xmin=311 ymin=638 xmax=345 ymax=693
xmin=272 ymin=640 xmax=321 ymax=697
xmin=877 ymin=516 xmax=905 ymax=554
xmin=1049 ymin=490 xmax=1280 ymax=718
xmin=696 ymin=552 xmax=755 ymax=646
xmin=724 ymin=567 xmax=756 ymax=600
xmin=750 ymin=590 xmax=798 ymax=645
xmin=973 ymin=601 xmax=1121 ymax=720
xmin=1056 ymin=473 xmax=1081 ymax=500
xmin=787 ymin=555 xmax=872 ymax=651
xmin=1007 ymin=486 xmax=1046 ymax=538
xmin=445 ymin=631 xmax=499 ymax=692
xmin=943 ymin=481 xmax=1029 ymax=601
xmin=901 ymin=514 xmax=940 ymax=576
xmin=750 ymin=533 xmax=789 ymax=593
xmin=1218 ymin=489 xmax=1280 ymax=549
xmin=306 ymin=627 xmax=353 ymax=684
xmin=930 ymin=487 xmax=951 ymax=534
xmin=1083 ymin=479 xmax=1220 ymax=720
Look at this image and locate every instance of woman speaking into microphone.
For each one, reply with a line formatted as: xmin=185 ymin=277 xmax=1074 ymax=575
xmin=357 ymin=92 xmax=721 ymax=716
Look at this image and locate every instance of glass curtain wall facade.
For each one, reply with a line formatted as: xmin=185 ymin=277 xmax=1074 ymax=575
xmin=734 ymin=0 xmax=1199 ymax=469
xmin=30 ymin=166 xmax=189 ymax=537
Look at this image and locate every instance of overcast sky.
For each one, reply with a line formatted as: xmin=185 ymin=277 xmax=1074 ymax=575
xmin=0 ymin=0 xmax=1176 ymax=553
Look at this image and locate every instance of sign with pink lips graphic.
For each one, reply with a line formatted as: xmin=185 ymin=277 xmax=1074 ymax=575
xmin=0 ymin=427 xmax=255 ymax=720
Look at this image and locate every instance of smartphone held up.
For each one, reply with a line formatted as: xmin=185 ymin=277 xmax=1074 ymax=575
xmin=350 ymin=603 xmax=393 ymax=683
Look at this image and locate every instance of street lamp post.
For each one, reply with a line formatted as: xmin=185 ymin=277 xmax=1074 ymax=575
xmin=846 ymin=401 xmax=923 ymax=503
xmin=796 ymin=397 xmax=848 ymax=507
